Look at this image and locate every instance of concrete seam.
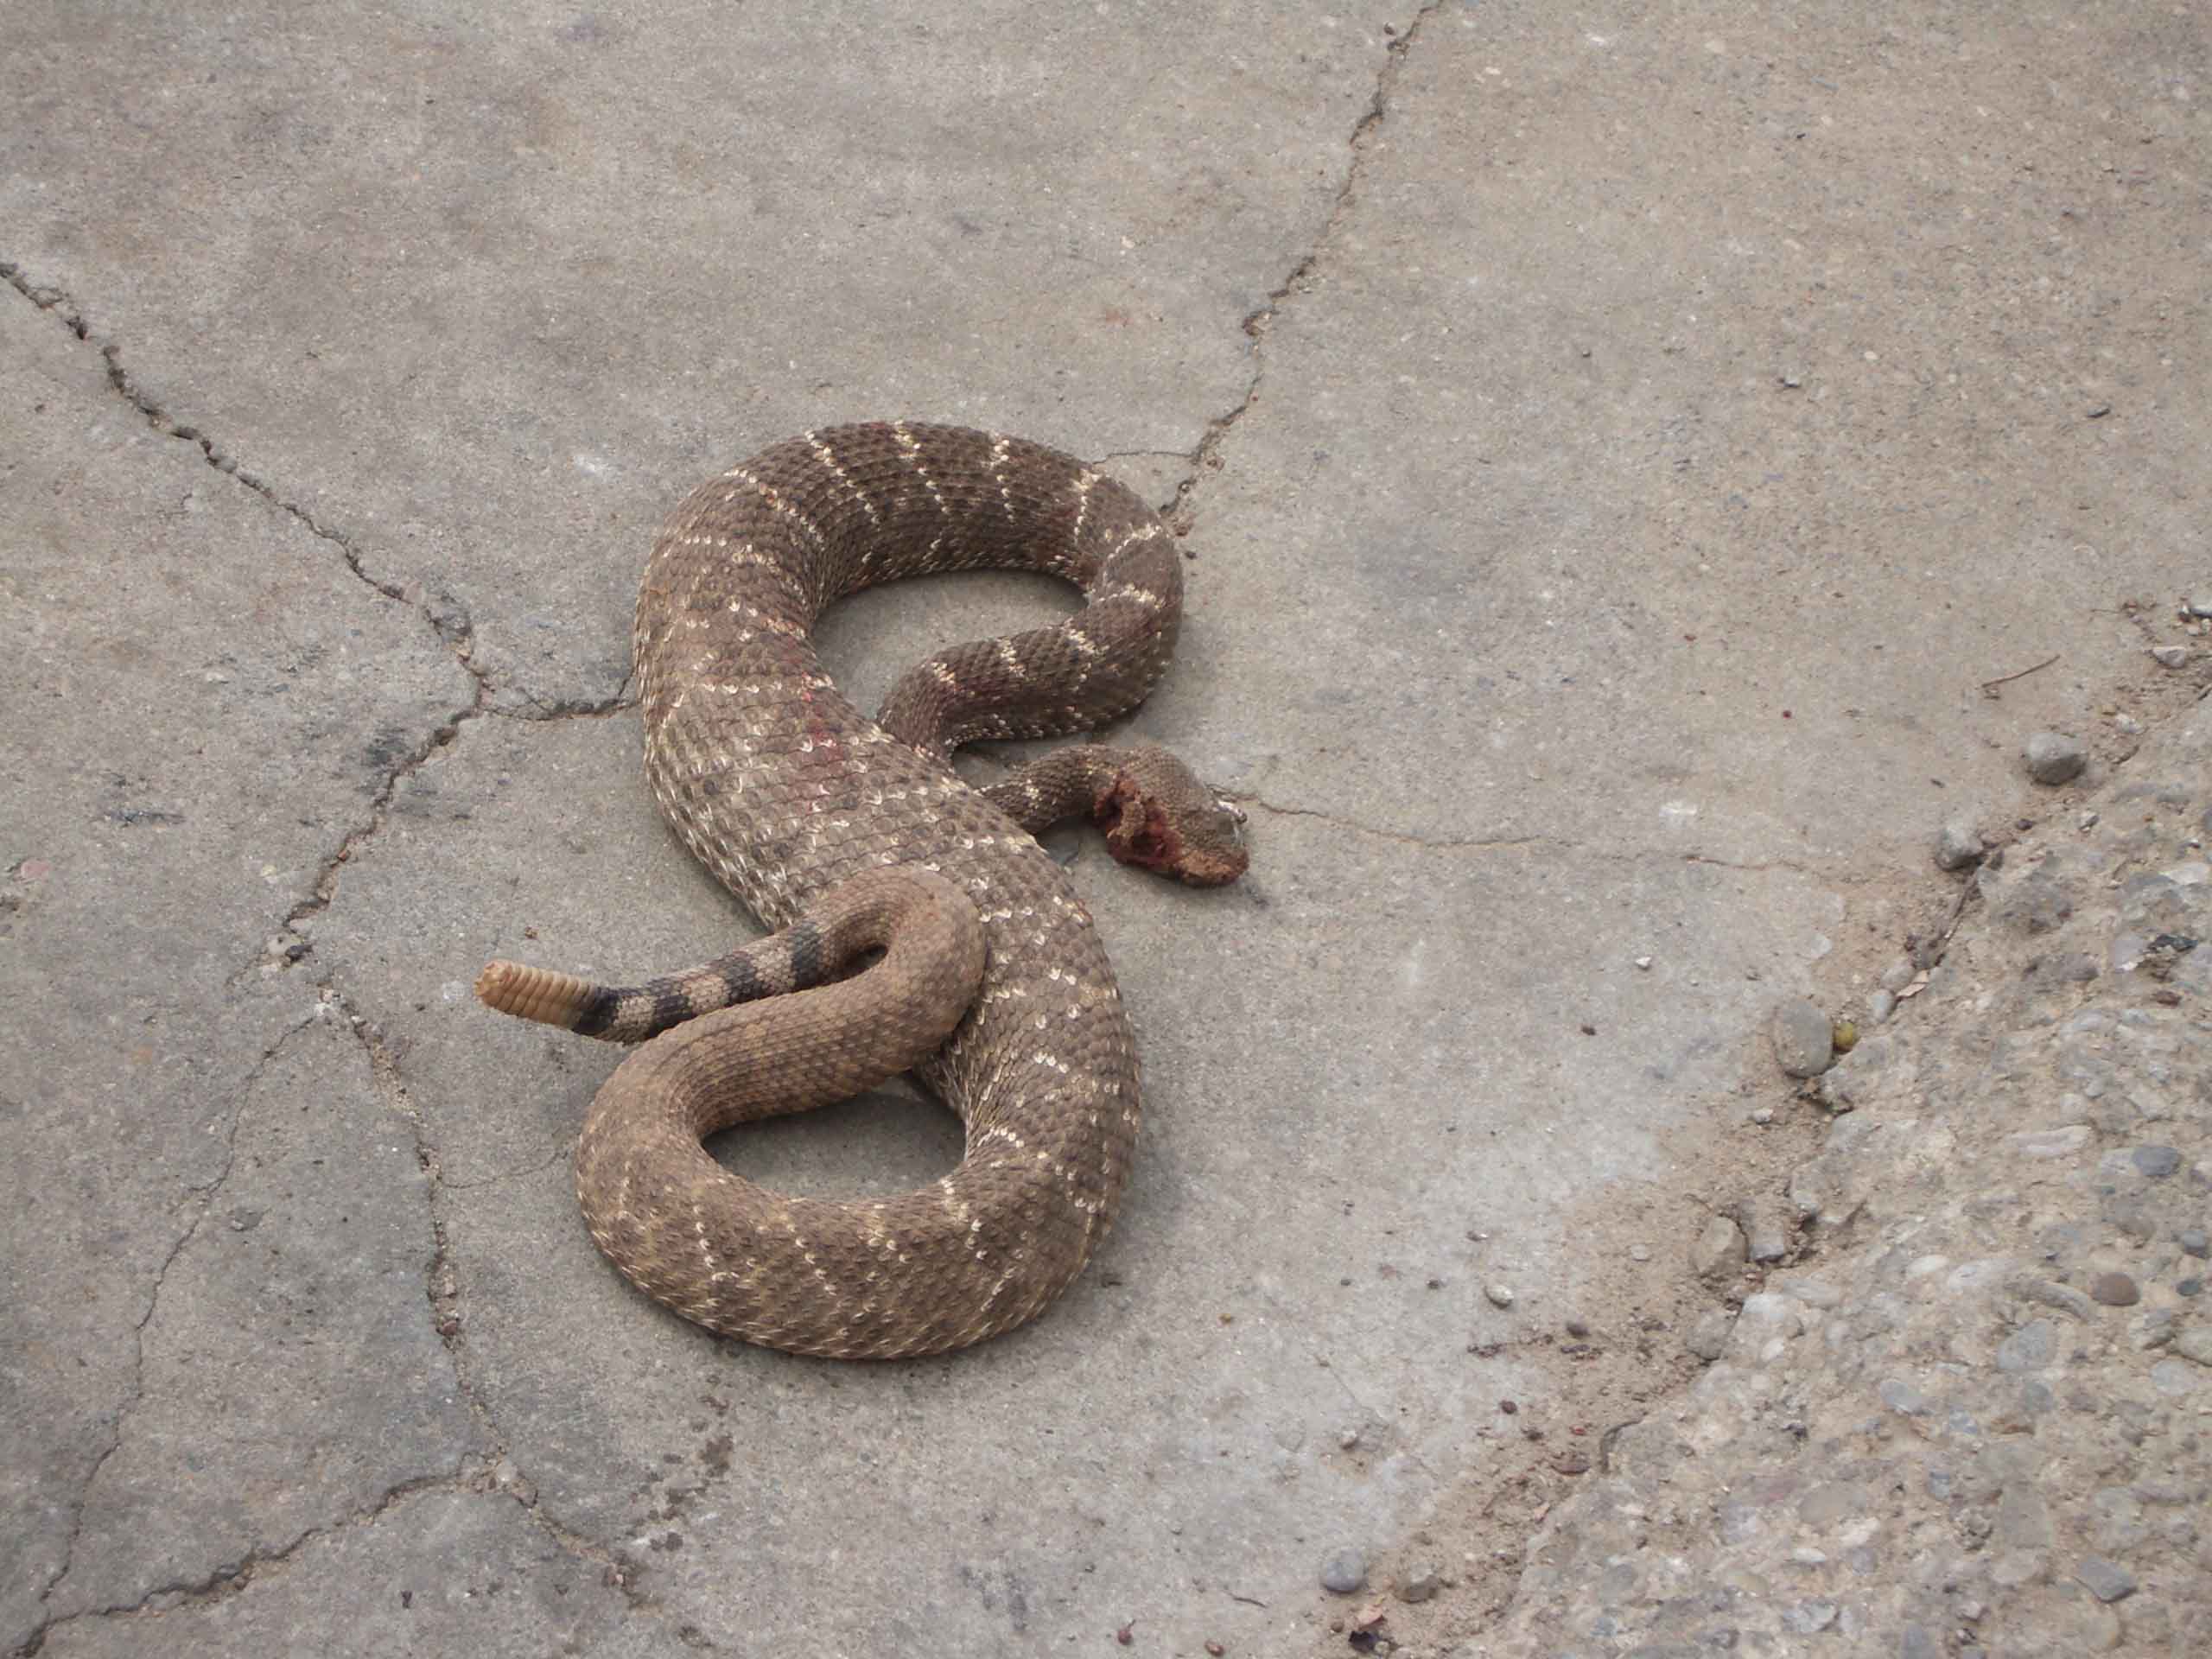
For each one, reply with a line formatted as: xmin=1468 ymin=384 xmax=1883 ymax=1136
xmin=1169 ymin=2 xmax=1446 ymax=525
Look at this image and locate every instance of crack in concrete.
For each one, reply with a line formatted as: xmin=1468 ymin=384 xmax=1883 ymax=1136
xmin=1243 ymin=794 xmax=1859 ymax=884
xmin=35 ymin=1476 xmax=465 ymax=1643
xmin=1168 ymin=2 xmax=1446 ymax=524
xmin=442 ymin=1144 xmax=571 ymax=1192
xmin=0 ymin=258 xmax=486 ymax=683
xmin=326 ymin=995 xmax=653 ymax=1620
xmin=23 ymin=1007 xmax=330 ymax=1653
xmin=276 ymin=708 xmax=481 ymax=944
xmin=14 ymin=1471 xmax=653 ymax=1657
xmin=493 ymin=669 xmax=639 ymax=722
xmin=1243 ymin=793 xmax=1564 ymax=855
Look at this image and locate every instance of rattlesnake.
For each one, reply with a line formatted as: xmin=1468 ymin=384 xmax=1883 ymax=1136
xmin=477 ymin=422 xmax=1246 ymax=1357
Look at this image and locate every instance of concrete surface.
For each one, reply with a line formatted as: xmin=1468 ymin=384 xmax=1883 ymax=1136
xmin=1 ymin=2 xmax=2203 ymax=1656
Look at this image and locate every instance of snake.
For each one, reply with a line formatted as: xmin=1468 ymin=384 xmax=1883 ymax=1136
xmin=476 ymin=422 xmax=1247 ymax=1357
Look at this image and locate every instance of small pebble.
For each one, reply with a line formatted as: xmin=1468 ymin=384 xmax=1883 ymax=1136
xmin=1484 ymin=1284 xmax=1515 ymax=1308
xmin=1935 ymin=819 xmax=1986 ymax=871
xmin=1750 ymin=1105 xmax=1775 ymax=1124
xmin=1867 ymin=989 xmax=1897 ymax=1025
xmin=1338 ymin=1428 xmax=1361 ymax=1450
xmin=2024 ymin=730 xmax=2088 ymax=785
xmin=1563 ymin=1319 xmax=1589 ymax=1337
xmin=1996 ymin=1319 xmax=2056 ymax=1373
xmin=1782 ymin=1600 xmax=1838 ymax=1633
xmin=2075 ymin=1557 xmax=2137 ymax=1602
xmin=1395 ymin=1565 xmax=1441 ymax=1604
xmin=1686 ymin=1309 xmax=1734 ymax=1361
xmin=1629 ymin=1244 xmax=1652 ymax=1262
xmin=1690 ymin=1216 xmax=1748 ymax=1280
xmin=2181 ymin=1228 xmax=2210 ymax=1259
xmin=1633 ymin=955 xmax=1654 ymax=969
xmin=2132 ymin=1145 xmax=2183 ymax=1179
xmin=1743 ymin=1214 xmax=1790 ymax=1263
xmin=2188 ymin=597 xmax=2212 ymax=619
xmin=1319 ymin=1548 xmax=1367 ymax=1595
xmin=2173 ymin=1327 xmax=2212 ymax=1366
xmin=2090 ymin=1272 xmax=2141 ymax=1307
xmin=1772 ymin=998 xmax=1835 ymax=1077
xmin=2150 ymin=644 xmax=2190 ymax=669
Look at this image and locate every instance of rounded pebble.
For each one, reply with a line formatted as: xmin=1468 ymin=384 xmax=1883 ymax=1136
xmin=2089 ymin=1272 xmax=2140 ymax=1307
xmin=1772 ymin=998 xmax=1835 ymax=1077
xmin=1395 ymin=1565 xmax=1441 ymax=1604
xmin=2075 ymin=1557 xmax=2137 ymax=1602
xmin=2024 ymin=730 xmax=2088 ymax=785
xmin=1935 ymin=819 xmax=1986 ymax=871
xmin=1686 ymin=1309 xmax=1734 ymax=1361
xmin=1995 ymin=1319 xmax=2056 ymax=1372
xmin=1689 ymin=1216 xmax=1748 ymax=1280
xmin=1319 ymin=1548 xmax=1367 ymax=1595
xmin=1484 ymin=1284 xmax=1515 ymax=1308
xmin=2131 ymin=1145 xmax=2183 ymax=1179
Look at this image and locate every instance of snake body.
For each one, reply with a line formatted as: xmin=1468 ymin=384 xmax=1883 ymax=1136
xmin=479 ymin=423 xmax=1244 ymax=1357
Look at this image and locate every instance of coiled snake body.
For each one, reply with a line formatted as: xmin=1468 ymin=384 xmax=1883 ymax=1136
xmin=479 ymin=423 xmax=1245 ymax=1357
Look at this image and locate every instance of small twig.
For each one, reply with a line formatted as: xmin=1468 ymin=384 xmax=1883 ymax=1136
xmin=1227 ymin=1592 xmax=1269 ymax=1608
xmin=1978 ymin=653 xmax=2058 ymax=698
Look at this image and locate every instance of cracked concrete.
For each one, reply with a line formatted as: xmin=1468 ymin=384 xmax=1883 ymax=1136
xmin=3 ymin=2 xmax=2206 ymax=1655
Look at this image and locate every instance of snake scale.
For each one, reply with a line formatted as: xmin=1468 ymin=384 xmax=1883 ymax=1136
xmin=478 ymin=422 xmax=1247 ymax=1357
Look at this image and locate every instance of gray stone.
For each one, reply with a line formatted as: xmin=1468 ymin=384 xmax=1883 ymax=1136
xmin=1321 ymin=1548 xmax=1368 ymax=1595
xmin=1935 ymin=818 xmax=1986 ymax=870
xmin=2074 ymin=1556 xmax=2137 ymax=1601
xmin=1686 ymin=1310 xmax=1736 ymax=1362
xmin=1773 ymin=999 xmax=1836 ymax=1077
xmin=1396 ymin=1563 xmax=1442 ymax=1603
xmin=2182 ymin=1229 xmax=2211 ymax=1258
xmin=1742 ymin=1211 xmax=1791 ymax=1264
xmin=2012 ymin=1279 xmax=2094 ymax=1320
xmin=1690 ymin=1216 xmax=1748 ymax=1280
xmin=1781 ymin=1600 xmax=1838 ymax=1633
xmin=2173 ymin=1327 xmax=2212 ymax=1367
xmin=2131 ymin=1145 xmax=2183 ymax=1179
xmin=2150 ymin=644 xmax=2190 ymax=669
xmin=1878 ymin=1377 xmax=1931 ymax=1415
xmin=1867 ymin=988 xmax=1897 ymax=1024
xmin=2008 ymin=1124 xmax=2094 ymax=1159
xmin=1995 ymin=1319 xmax=2057 ymax=1372
xmin=2024 ymin=730 xmax=2089 ymax=783
xmin=1995 ymin=1481 xmax=2055 ymax=1551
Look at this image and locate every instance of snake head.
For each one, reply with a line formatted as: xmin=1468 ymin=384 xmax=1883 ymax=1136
xmin=1094 ymin=747 xmax=1249 ymax=887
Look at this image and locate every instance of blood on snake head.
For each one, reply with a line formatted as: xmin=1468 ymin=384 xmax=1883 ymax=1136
xmin=1092 ymin=746 xmax=1250 ymax=887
